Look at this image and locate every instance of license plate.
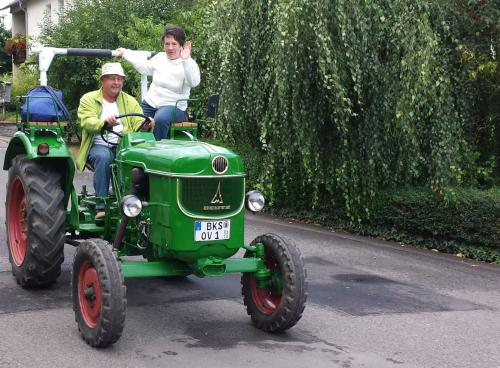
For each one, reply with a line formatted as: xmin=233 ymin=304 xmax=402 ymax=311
xmin=194 ymin=220 xmax=230 ymax=241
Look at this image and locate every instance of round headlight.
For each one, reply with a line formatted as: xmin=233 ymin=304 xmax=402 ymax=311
xmin=121 ymin=195 xmax=143 ymax=218
xmin=245 ymin=190 xmax=265 ymax=213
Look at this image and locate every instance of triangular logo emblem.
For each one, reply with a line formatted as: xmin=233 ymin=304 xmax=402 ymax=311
xmin=210 ymin=182 xmax=224 ymax=204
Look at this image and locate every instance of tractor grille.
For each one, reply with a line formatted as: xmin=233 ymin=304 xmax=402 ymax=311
xmin=212 ymin=156 xmax=228 ymax=174
xmin=178 ymin=177 xmax=245 ymax=217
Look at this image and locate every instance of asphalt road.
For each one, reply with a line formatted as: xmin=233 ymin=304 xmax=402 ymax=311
xmin=0 ymin=133 xmax=499 ymax=368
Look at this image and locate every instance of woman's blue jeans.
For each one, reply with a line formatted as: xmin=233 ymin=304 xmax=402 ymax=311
xmin=140 ymin=101 xmax=188 ymax=140
xmin=87 ymin=144 xmax=116 ymax=210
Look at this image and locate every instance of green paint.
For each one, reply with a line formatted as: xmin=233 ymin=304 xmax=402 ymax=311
xmin=121 ymin=260 xmax=191 ymax=278
xmin=121 ymin=256 xmax=266 ymax=279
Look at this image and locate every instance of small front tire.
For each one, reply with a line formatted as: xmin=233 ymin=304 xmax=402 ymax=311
xmin=72 ymin=239 xmax=126 ymax=348
xmin=241 ymin=233 xmax=307 ymax=332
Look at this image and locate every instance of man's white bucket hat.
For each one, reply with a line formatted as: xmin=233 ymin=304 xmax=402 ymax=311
xmin=101 ymin=62 xmax=126 ymax=78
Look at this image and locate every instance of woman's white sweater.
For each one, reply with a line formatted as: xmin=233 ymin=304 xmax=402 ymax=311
xmin=122 ymin=50 xmax=200 ymax=111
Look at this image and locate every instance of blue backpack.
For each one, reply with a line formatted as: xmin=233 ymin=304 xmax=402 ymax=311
xmin=21 ymin=85 xmax=71 ymax=122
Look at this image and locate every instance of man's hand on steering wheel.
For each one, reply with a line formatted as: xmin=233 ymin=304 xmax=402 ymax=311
xmin=100 ymin=113 xmax=155 ymax=146
xmin=104 ymin=115 xmax=120 ymax=128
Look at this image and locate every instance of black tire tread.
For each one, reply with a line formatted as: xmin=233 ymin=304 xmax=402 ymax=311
xmin=72 ymin=238 xmax=127 ymax=348
xmin=5 ymin=155 xmax=65 ymax=287
xmin=241 ymin=233 xmax=308 ymax=332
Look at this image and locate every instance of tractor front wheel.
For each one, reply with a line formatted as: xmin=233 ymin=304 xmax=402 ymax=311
xmin=5 ymin=155 xmax=65 ymax=287
xmin=241 ymin=233 xmax=307 ymax=332
xmin=72 ymin=239 xmax=126 ymax=348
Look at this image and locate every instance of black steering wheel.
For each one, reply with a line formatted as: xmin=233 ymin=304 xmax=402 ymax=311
xmin=100 ymin=113 xmax=152 ymax=146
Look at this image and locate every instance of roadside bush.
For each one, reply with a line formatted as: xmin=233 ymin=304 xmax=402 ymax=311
xmin=11 ymin=63 xmax=38 ymax=102
xmin=0 ymin=73 xmax=11 ymax=81
xmin=372 ymin=188 xmax=500 ymax=245
xmin=270 ymin=186 xmax=500 ymax=263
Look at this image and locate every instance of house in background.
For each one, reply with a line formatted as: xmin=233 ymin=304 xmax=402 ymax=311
xmin=1 ymin=0 xmax=69 ymax=73
xmin=1 ymin=0 xmax=67 ymax=39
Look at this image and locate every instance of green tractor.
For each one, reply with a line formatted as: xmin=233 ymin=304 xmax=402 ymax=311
xmin=3 ymin=47 xmax=307 ymax=347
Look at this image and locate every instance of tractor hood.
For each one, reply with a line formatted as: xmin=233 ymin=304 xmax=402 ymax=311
xmin=117 ymin=139 xmax=245 ymax=176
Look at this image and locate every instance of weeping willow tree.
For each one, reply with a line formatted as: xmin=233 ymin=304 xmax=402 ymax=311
xmin=187 ymin=0 xmax=478 ymax=218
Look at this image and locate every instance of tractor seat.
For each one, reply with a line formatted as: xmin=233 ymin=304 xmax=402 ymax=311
xmin=169 ymin=94 xmax=220 ymax=140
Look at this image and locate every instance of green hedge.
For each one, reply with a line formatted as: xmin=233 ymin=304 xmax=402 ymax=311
xmin=370 ymin=188 xmax=500 ymax=248
xmin=270 ymin=187 xmax=500 ymax=263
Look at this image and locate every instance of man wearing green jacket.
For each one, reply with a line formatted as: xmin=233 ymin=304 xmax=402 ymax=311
xmin=77 ymin=62 xmax=153 ymax=219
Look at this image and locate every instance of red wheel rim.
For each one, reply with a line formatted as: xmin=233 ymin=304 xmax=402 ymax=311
xmin=7 ymin=177 xmax=27 ymax=266
xmin=250 ymin=254 xmax=282 ymax=315
xmin=78 ymin=260 xmax=102 ymax=328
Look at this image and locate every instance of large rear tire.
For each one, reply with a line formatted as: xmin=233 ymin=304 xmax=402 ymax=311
xmin=241 ymin=233 xmax=307 ymax=332
xmin=5 ymin=155 xmax=65 ymax=287
xmin=72 ymin=239 xmax=126 ymax=348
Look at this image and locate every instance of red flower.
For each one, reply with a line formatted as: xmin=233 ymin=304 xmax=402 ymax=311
xmin=4 ymin=33 xmax=27 ymax=56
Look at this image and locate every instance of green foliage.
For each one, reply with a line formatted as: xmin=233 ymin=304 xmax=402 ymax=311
xmin=369 ymin=187 xmax=500 ymax=251
xmin=0 ymin=73 xmax=11 ymax=82
xmin=0 ymin=16 xmax=11 ymax=74
xmin=377 ymin=186 xmax=500 ymax=263
xmin=11 ymin=64 xmax=38 ymax=99
xmin=439 ymin=0 xmax=500 ymax=181
xmin=270 ymin=186 xmax=500 ymax=263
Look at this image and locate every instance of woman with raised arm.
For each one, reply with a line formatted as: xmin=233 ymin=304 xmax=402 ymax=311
xmin=116 ymin=25 xmax=200 ymax=140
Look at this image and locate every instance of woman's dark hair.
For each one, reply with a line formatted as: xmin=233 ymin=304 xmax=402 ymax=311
xmin=162 ymin=25 xmax=186 ymax=47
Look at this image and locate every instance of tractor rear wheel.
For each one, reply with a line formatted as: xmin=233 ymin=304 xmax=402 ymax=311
xmin=72 ymin=239 xmax=126 ymax=348
xmin=5 ymin=155 xmax=65 ymax=287
xmin=241 ymin=233 xmax=307 ymax=332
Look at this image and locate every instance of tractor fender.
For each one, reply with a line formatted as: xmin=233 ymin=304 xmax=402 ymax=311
xmin=3 ymin=131 xmax=76 ymax=206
